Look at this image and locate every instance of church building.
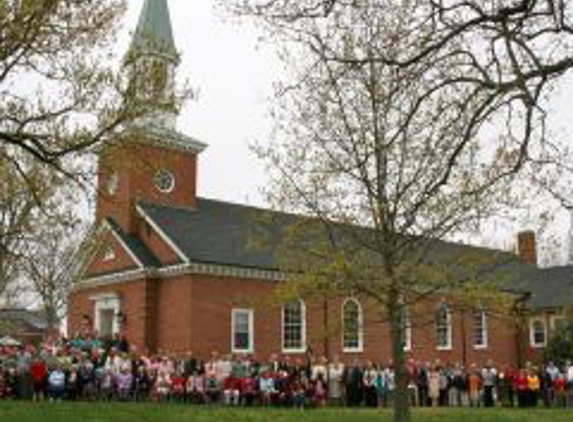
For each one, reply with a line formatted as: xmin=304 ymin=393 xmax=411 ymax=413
xmin=68 ymin=0 xmax=571 ymax=367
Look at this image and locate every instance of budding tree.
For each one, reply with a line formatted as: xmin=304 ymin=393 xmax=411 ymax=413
xmin=228 ymin=1 xmax=573 ymax=421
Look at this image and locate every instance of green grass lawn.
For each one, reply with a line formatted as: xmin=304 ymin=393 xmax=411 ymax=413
xmin=0 ymin=402 xmax=570 ymax=422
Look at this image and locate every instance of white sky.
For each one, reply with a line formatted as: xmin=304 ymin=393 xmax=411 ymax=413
xmin=117 ymin=0 xmax=573 ymax=266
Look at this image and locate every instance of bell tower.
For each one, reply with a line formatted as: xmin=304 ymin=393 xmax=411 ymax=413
xmin=95 ymin=0 xmax=206 ymax=233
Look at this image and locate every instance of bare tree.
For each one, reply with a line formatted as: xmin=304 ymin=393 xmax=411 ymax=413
xmin=23 ymin=220 xmax=83 ymax=330
xmin=224 ymin=1 xmax=573 ymax=421
xmin=0 ymin=152 xmax=60 ymax=300
xmin=0 ymin=0 xmax=154 ymax=183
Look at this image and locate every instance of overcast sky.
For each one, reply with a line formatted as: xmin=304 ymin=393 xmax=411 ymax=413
xmin=117 ymin=0 xmax=573 ymax=265
xmin=121 ymin=0 xmax=276 ymax=207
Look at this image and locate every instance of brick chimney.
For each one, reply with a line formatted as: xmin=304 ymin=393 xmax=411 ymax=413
xmin=517 ymin=231 xmax=537 ymax=266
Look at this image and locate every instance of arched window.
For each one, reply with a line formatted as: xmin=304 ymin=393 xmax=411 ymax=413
xmin=282 ymin=300 xmax=306 ymax=352
xmin=473 ymin=308 xmax=488 ymax=349
xmin=342 ymin=298 xmax=363 ymax=352
xmin=436 ymin=303 xmax=452 ymax=350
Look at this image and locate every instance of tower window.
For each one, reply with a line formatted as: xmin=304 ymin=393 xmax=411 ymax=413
xmin=107 ymin=171 xmax=118 ymax=195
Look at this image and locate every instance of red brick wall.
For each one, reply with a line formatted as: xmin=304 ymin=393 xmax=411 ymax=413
xmin=155 ymin=276 xmax=192 ymax=354
xmin=187 ymin=275 xmax=279 ymax=360
xmin=96 ymin=141 xmax=198 ymax=233
xmin=69 ymin=273 xmax=522 ymax=367
xmin=84 ymin=231 xmax=139 ymax=277
xmin=68 ymin=278 xmax=158 ymax=352
xmin=137 ymin=218 xmax=182 ymax=266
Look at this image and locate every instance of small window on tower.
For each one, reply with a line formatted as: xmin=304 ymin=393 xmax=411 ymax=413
xmin=107 ymin=171 xmax=118 ymax=196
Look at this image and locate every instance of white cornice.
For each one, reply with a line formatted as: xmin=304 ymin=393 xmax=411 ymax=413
xmin=75 ymin=262 xmax=284 ymax=292
xmin=158 ymin=262 xmax=285 ymax=282
xmin=119 ymin=125 xmax=207 ymax=154
xmin=73 ymin=268 xmax=153 ymax=292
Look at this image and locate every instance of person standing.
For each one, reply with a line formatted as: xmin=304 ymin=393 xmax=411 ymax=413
xmin=15 ymin=346 xmax=32 ymax=400
xmin=467 ymin=366 xmax=482 ymax=407
xmin=327 ymin=355 xmax=345 ymax=404
xmin=417 ymin=362 xmax=429 ymax=407
xmin=527 ymin=368 xmax=541 ymax=408
xmin=30 ymin=352 xmax=47 ymax=402
xmin=481 ymin=362 xmax=497 ymax=407
xmin=363 ymin=361 xmax=378 ymax=407
xmin=428 ymin=366 xmax=441 ymax=407
xmin=344 ymin=358 xmax=363 ymax=407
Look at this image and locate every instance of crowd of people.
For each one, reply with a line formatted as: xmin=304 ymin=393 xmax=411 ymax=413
xmin=1 ymin=332 xmax=573 ymax=409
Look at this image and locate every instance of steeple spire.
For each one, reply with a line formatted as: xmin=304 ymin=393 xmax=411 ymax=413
xmin=126 ymin=0 xmax=179 ymax=131
xmin=129 ymin=0 xmax=178 ymax=62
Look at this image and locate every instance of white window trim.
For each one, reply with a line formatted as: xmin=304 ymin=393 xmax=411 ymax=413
xmin=92 ymin=294 xmax=121 ymax=336
xmin=530 ymin=317 xmax=547 ymax=348
xmin=473 ymin=309 xmax=488 ymax=350
xmin=436 ymin=304 xmax=453 ymax=351
xmin=281 ymin=300 xmax=307 ymax=354
xmin=231 ymin=308 xmax=254 ymax=354
xmin=342 ymin=298 xmax=364 ymax=353
xmin=402 ymin=306 xmax=412 ymax=352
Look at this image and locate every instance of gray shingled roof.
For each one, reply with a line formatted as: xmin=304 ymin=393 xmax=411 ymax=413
xmin=139 ymin=198 xmax=521 ymax=274
xmin=106 ymin=218 xmax=161 ymax=268
xmin=137 ymin=197 xmax=571 ymax=311
xmin=139 ymin=198 xmax=299 ymax=270
xmin=506 ymin=265 xmax=573 ymax=310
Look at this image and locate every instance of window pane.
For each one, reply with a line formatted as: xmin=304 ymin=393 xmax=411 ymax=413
xmin=436 ymin=305 xmax=451 ymax=348
xmin=343 ymin=300 xmax=361 ymax=350
xmin=283 ymin=301 xmax=303 ymax=350
xmin=233 ymin=310 xmax=252 ymax=351
xmin=473 ymin=310 xmax=487 ymax=347
xmin=401 ymin=307 xmax=411 ymax=350
xmin=533 ymin=320 xmax=546 ymax=345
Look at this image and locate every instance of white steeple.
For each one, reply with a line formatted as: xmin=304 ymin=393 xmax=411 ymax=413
xmin=126 ymin=0 xmax=179 ymax=131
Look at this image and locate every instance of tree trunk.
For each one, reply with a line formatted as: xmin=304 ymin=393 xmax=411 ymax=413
xmin=388 ymin=294 xmax=412 ymax=422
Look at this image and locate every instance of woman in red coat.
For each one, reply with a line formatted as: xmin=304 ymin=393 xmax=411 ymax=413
xmin=515 ymin=368 xmax=529 ymax=408
xmin=30 ymin=354 xmax=47 ymax=402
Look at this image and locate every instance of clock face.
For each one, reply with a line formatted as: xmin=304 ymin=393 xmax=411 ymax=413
xmin=154 ymin=169 xmax=175 ymax=193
